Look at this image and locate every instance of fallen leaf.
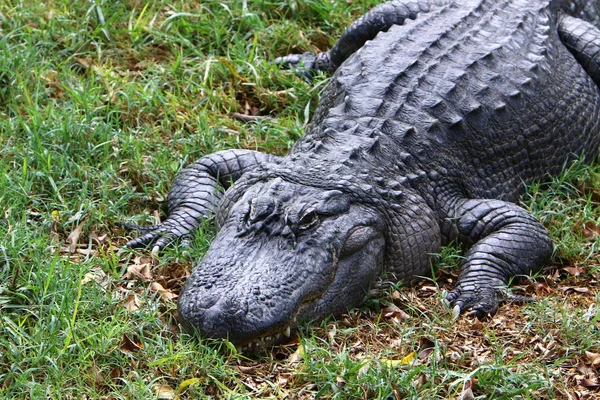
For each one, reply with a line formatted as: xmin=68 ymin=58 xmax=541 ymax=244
xmin=66 ymin=220 xmax=86 ymax=253
xmin=177 ymin=377 xmax=202 ymax=393
xmin=233 ymin=365 xmax=255 ymax=374
xmin=75 ymin=57 xmax=92 ymax=69
xmin=563 ymin=287 xmax=590 ymax=295
xmin=357 ymin=359 xmax=371 ymax=377
xmin=124 ymin=262 xmax=153 ymax=282
xmin=585 ymin=351 xmax=600 ymax=366
xmin=583 ymin=221 xmax=600 ymax=239
xmin=327 ymin=324 xmax=337 ymax=343
xmin=470 ymin=319 xmax=484 ymax=331
xmin=460 ymin=378 xmax=478 ymax=400
xmin=381 ymin=304 xmax=410 ymax=324
xmin=563 ymin=266 xmax=583 ymax=277
xmin=288 ymin=344 xmax=305 ymax=365
xmin=419 ymin=285 xmax=438 ymax=294
xmin=120 ymin=334 xmax=143 ymax=353
xmin=110 ymin=366 xmax=122 ymax=379
xmin=580 ymin=378 xmax=600 ymax=389
xmin=89 ymin=364 xmax=104 ymax=386
xmin=418 ymin=337 xmax=436 ymax=360
xmin=155 ymin=384 xmax=176 ymax=399
xmin=91 ymin=231 xmax=108 ymax=244
xmin=535 ymin=282 xmax=553 ymax=294
xmin=123 ymin=293 xmax=140 ymax=311
xmin=381 ymin=351 xmax=416 ymax=367
xmin=76 ymin=248 xmax=96 ymax=256
xmin=81 ymin=267 xmax=108 ymax=287
xmin=150 ymin=282 xmax=178 ymax=301
xmin=459 ymin=388 xmax=475 ymax=400
xmin=390 ymin=382 xmax=402 ymax=400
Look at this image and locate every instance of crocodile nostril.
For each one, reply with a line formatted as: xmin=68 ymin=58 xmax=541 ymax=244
xmin=192 ymin=298 xmax=247 ymax=338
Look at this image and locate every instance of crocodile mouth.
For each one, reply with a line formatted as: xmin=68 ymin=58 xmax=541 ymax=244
xmin=236 ymin=325 xmax=294 ymax=353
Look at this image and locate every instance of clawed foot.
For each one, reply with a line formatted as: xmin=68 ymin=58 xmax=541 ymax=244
xmin=117 ymin=220 xmax=191 ymax=254
xmin=446 ymin=285 xmax=536 ymax=319
xmin=274 ymin=51 xmax=335 ymax=79
xmin=446 ymin=285 xmax=505 ymax=320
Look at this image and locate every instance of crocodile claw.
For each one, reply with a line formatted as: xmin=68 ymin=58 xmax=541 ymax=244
xmin=445 ymin=285 xmax=506 ymax=320
xmin=117 ymin=220 xmax=191 ymax=251
xmin=275 ymin=52 xmax=318 ymax=69
xmin=274 ymin=52 xmax=319 ymax=79
xmin=275 ymin=51 xmax=336 ymax=79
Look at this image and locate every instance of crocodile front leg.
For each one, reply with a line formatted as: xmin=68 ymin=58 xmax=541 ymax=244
xmin=275 ymin=0 xmax=451 ymax=75
xmin=443 ymin=199 xmax=552 ymax=318
xmin=121 ymin=150 xmax=281 ymax=252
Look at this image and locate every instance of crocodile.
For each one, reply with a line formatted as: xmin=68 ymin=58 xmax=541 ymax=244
xmin=122 ymin=0 xmax=600 ymax=349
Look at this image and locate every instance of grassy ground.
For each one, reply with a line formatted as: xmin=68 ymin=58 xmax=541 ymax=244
xmin=0 ymin=0 xmax=599 ymax=398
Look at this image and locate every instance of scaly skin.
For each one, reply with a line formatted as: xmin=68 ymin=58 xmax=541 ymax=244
xmin=122 ymin=0 xmax=600 ymax=347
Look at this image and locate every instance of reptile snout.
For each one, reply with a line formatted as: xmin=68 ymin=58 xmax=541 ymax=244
xmin=179 ymin=295 xmax=250 ymax=340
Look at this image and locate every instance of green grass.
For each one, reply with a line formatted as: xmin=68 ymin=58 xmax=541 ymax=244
xmin=0 ymin=0 xmax=599 ymax=398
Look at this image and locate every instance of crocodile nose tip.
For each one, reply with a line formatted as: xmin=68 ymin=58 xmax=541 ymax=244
xmin=181 ymin=297 xmax=249 ymax=340
xmin=199 ymin=304 xmax=230 ymax=338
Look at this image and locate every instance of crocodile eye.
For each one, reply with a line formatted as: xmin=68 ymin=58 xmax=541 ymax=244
xmin=298 ymin=210 xmax=319 ymax=230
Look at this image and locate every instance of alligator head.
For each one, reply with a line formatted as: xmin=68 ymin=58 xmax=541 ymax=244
xmin=177 ymin=177 xmax=386 ymax=348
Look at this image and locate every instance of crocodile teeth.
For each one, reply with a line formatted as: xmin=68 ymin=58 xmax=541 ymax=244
xmin=284 ymin=327 xmax=291 ymax=337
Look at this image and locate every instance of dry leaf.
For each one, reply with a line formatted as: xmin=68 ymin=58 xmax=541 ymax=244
xmin=76 ymin=248 xmax=96 ymax=256
xmin=381 ymin=304 xmax=410 ymax=324
xmin=110 ymin=366 xmax=122 ymax=379
xmin=75 ymin=57 xmax=91 ymax=68
xmin=123 ymin=293 xmax=140 ymax=311
xmin=585 ymin=351 xmax=600 ymax=366
xmin=563 ymin=287 xmax=590 ymax=295
xmin=66 ymin=220 xmax=86 ymax=253
xmin=535 ymin=282 xmax=553 ymax=294
xmin=583 ymin=221 xmax=600 ymax=239
xmin=154 ymin=384 xmax=176 ymax=399
xmin=580 ymin=378 xmax=600 ymax=389
xmin=419 ymin=285 xmax=438 ymax=294
xmin=470 ymin=319 xmax=484 ymax=331
xmin=89 ymin=364 xmax=104 ymax=385
xmin=150 ymin=282 xmax=178 ymax=301
xmin=459 ymin=388 xmax=475 ymax=400
xmin=120 ymin=334 xmax=143 ymax=353
xmin=233 ymin=365 xmax=256 ymax=374
xmin=459 ymin=378 xmax=478 ymax=400
xmin=124 ymin=262 xmax=153 ymax=281
xmin=563 ymin=266 xmax=583 ymax=276
xmin=390 ymin=382 xmax=402 ymax=400
xmin=81 ymin=267 xmax=108 ymax=287
xmin=91 ymin=231 xmax=108 ymax=244
xmin=288 ymin=344 xmax=305 ymax=365
xmin=357 ymin=359 xmax=371 ymax=377
xmin=327 ymin=324 xmax=337 ymax=343
xmin=418 ymin=337 xmax=435 ymax=360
